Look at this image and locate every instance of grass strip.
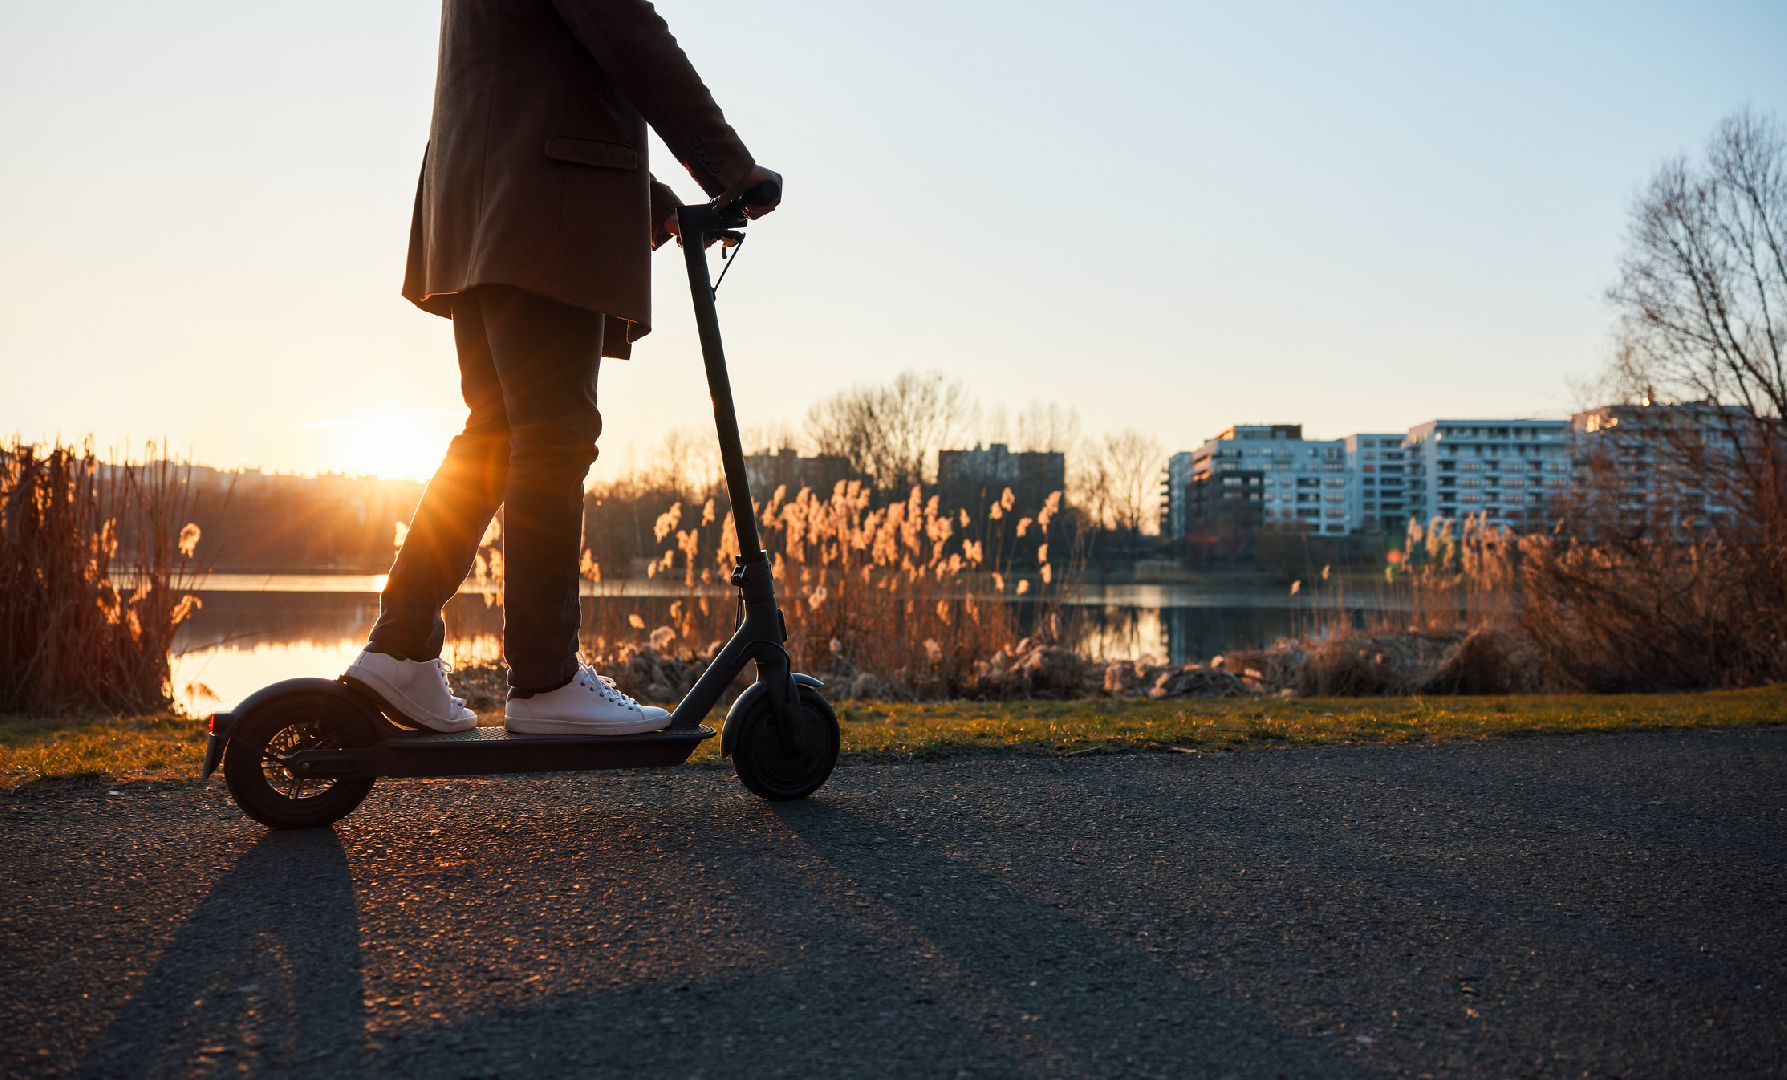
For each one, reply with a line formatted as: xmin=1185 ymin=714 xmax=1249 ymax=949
xmin=792 ymin=686 xmax=1787 ymax=765
xmin=0 ymin=713 xmax=211 ymax=790
xmin=6 ymin=686 xmax=1783 ymax=789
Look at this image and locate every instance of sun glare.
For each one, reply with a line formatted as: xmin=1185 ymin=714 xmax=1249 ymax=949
xmin=297 ymin=411 xmax=459 ymax=480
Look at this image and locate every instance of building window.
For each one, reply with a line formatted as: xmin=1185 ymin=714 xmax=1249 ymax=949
xmin=1461 ymin=492 xmax=1481 ymax=503
xmin=1459 ymin=477 xmax=1481 ymax=487
xmin=1503 ymin=477 xmax=1525 ymax=488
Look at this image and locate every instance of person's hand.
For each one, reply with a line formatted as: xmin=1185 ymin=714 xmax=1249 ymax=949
xmin=662 ymin=210 xmax=718 ymax=248
xmin=718 ymin=166 xmax=783 ymax=219
xmin=664 ymin=165 xmax=783 ymax=244
xmin=662 ymin=212 xmax=732 ymax=249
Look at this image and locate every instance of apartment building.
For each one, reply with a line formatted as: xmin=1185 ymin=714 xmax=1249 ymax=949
xmin=1402 ymin=419 xmax=1572 ymax=527
xmin=743 ymin=448 xmax=854 ymax=498
xmin=938 ymin=443 xmax=1066 ymax=516
xmin=1344 ymin=433 xmax=1410 ymax=534
xmin=1164 ymin=418 xmax=1583 ymax=540
xmin=1571 ymin=399 xmax=1760 ymax=530
xmin=1164 ymin=424 xmax=1351 ymax=537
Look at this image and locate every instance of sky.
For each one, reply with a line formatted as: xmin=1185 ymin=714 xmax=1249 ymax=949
xmin=3 ymin=1 xmax=1784 ymax=480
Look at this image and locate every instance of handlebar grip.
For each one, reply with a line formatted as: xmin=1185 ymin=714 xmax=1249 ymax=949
xmin=737 ymin=178 xmax=781 ymax=208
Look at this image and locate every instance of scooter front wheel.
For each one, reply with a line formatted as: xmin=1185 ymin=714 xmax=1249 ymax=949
xmin=223 ymin=692 xmax=377 ymax=829
xmin=732 ymin=685 xmax=840 ymax=801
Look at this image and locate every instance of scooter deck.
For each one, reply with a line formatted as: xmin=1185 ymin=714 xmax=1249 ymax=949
xmin=287 ymin=724 xmax=716 ymax=780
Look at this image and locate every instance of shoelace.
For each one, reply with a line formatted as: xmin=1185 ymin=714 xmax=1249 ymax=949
xmin=431 ymin=658 xmax=467 ymax=708
xmin=580 ymin=669 xmax=641 ymax=708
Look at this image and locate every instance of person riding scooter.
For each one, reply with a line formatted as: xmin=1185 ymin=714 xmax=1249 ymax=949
xmin=343 ymin=0 xmax=782 ymax=739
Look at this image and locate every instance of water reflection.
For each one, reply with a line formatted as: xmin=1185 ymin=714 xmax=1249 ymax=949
xmin=171 ymin=580 xmax=1407 ymax=712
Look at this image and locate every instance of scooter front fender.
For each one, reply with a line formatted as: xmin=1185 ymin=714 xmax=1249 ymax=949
xmin=719 ymin=673 xmax=824 ymax=758
xmin=199 ymin=677 xmax=384 ymax=780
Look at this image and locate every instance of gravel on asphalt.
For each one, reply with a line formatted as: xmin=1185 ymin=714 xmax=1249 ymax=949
xmin=2 ymin=727 xmax=1782 ymax=1079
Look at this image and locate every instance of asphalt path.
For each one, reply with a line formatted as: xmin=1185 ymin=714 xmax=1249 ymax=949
xmin=3 ymin=727 xmax=1783 ymax=1079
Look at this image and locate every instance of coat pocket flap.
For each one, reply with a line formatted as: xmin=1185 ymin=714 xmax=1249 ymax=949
xmin=544 ymin=137 xmax=638 ymax=170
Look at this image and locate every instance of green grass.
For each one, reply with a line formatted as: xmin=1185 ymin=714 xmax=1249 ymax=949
xmin=6 ymin=687 xmax=1783 ymax=788
xmin=788 ymin=686 xmax=1787 ymax=765
xmin=0 ymin=713 xmax=212 ymax=789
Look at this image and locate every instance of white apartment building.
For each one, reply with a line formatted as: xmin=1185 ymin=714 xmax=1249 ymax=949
xmin=1344 ymin=433 xmax=1410 ymax=534
xmin=1164 ymin=418 xmax=1579 ymax=540
xmin=1402 ymin=419 xmax=1573 ymax=527
xmin=1163 ymin=424 xmax=1352 ymax=536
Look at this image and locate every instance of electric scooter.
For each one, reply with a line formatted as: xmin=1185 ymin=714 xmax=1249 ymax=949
xmin=201 ymin=184 xmax=840 ymax=830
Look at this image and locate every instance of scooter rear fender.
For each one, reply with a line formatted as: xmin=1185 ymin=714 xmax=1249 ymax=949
xmin=720 ymin=673 xmax=824 ymax=758
xmin=201 ymin=677 xmax=385 ymax=780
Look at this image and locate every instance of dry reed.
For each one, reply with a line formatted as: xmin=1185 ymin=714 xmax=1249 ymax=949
xmin=566 ymin=481 xmax=1082 ymax=700
xmin=1 ymin=439 xmax=206 ymax=714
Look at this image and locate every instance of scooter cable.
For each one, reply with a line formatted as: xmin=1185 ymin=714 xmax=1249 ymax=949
xmin=711 ymin=233 xmax=745 ymax=297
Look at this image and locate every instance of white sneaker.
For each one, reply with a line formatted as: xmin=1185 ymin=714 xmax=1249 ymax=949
xmin=504 ymin=665 xmax=671 ymax=736
xmin=344 ymin=649 xmax=478 ymax=733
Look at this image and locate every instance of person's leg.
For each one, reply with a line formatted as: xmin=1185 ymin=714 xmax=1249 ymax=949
xmin=368 ymin=290 xmax=511 ymax=661
xmin=474 ymin=285 xmax=604 ymax=692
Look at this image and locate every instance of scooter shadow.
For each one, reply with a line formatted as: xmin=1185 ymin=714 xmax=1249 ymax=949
xmin=765 ymin=798 xmax=1366 ymax=1079
xmin=77 ymin=828 xmax=366 ymax=1079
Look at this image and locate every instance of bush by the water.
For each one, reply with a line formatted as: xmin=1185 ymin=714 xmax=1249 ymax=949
xmin=0 ymin=440 xmax=205 ymax=715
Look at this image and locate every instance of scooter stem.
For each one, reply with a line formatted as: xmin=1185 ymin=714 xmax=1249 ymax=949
xmin=666 ymin=200 xmax=801 ymax=747
xmin=677 ymin=203 xmax=765 ymax=565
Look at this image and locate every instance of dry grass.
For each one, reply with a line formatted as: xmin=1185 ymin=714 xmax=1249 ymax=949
xmin=8 ymin=687 xmax=1782 ymax=787
xmin=576 ymin=482 xmax=1083 ymax=699
xmin=1 ymin=439 xmax=207 ymax=714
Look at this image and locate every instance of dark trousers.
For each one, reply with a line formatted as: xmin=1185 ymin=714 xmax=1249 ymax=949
xmin=370 ymin=285 xmax=603 ymax=690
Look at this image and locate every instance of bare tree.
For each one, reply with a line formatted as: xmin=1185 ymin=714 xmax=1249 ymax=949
xmin=1014 ymin=400 xmax=1081 ymax=453
xmin=651 ymin=425 xmax=722 ymax=502
xmin=1608 ymin=107 xmax=1787 ymax=416
xmin=804 ymin=369 xmax=978 ymax=493
xmin=1520 ymin=107 xmax=1787 ymax=690
xmin=739 ymin=421 xmax=802 ymax=456
xmin=1079 ymin=428 xmax=1163 ymax=540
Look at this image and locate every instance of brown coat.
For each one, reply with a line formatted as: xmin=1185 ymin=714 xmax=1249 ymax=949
xmin=402 ymin=0 xmax=755 ymax=358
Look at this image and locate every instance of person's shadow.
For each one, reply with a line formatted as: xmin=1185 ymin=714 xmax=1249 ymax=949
xmin=768 ymin=798 xmax=1366 ymax=1079
xmin=78 ymin=828 xmax=366 ymax=1079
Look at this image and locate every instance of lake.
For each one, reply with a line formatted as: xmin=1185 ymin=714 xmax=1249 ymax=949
xmin=170 ymin=575 xmax=1404 ymax=713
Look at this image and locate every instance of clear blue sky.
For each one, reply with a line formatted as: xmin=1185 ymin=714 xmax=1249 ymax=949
xmin=2 ymin=1 xmax=1783 ymax=478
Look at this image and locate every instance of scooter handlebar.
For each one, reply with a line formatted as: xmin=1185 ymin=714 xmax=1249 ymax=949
xmin=735 ymin=178 xmax=780 ymax=209
xmin=677 ymin=178 xmax=781 ymax=241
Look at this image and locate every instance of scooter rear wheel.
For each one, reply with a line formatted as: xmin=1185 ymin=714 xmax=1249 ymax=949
xmin=732 ymin=685 xmax=840 ymax=801
xmin=223 ymin=692 xmax=377 ymax=829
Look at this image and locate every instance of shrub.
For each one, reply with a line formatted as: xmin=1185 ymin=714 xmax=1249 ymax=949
xmin=0 ymin=439 xmax=204 ymax=714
